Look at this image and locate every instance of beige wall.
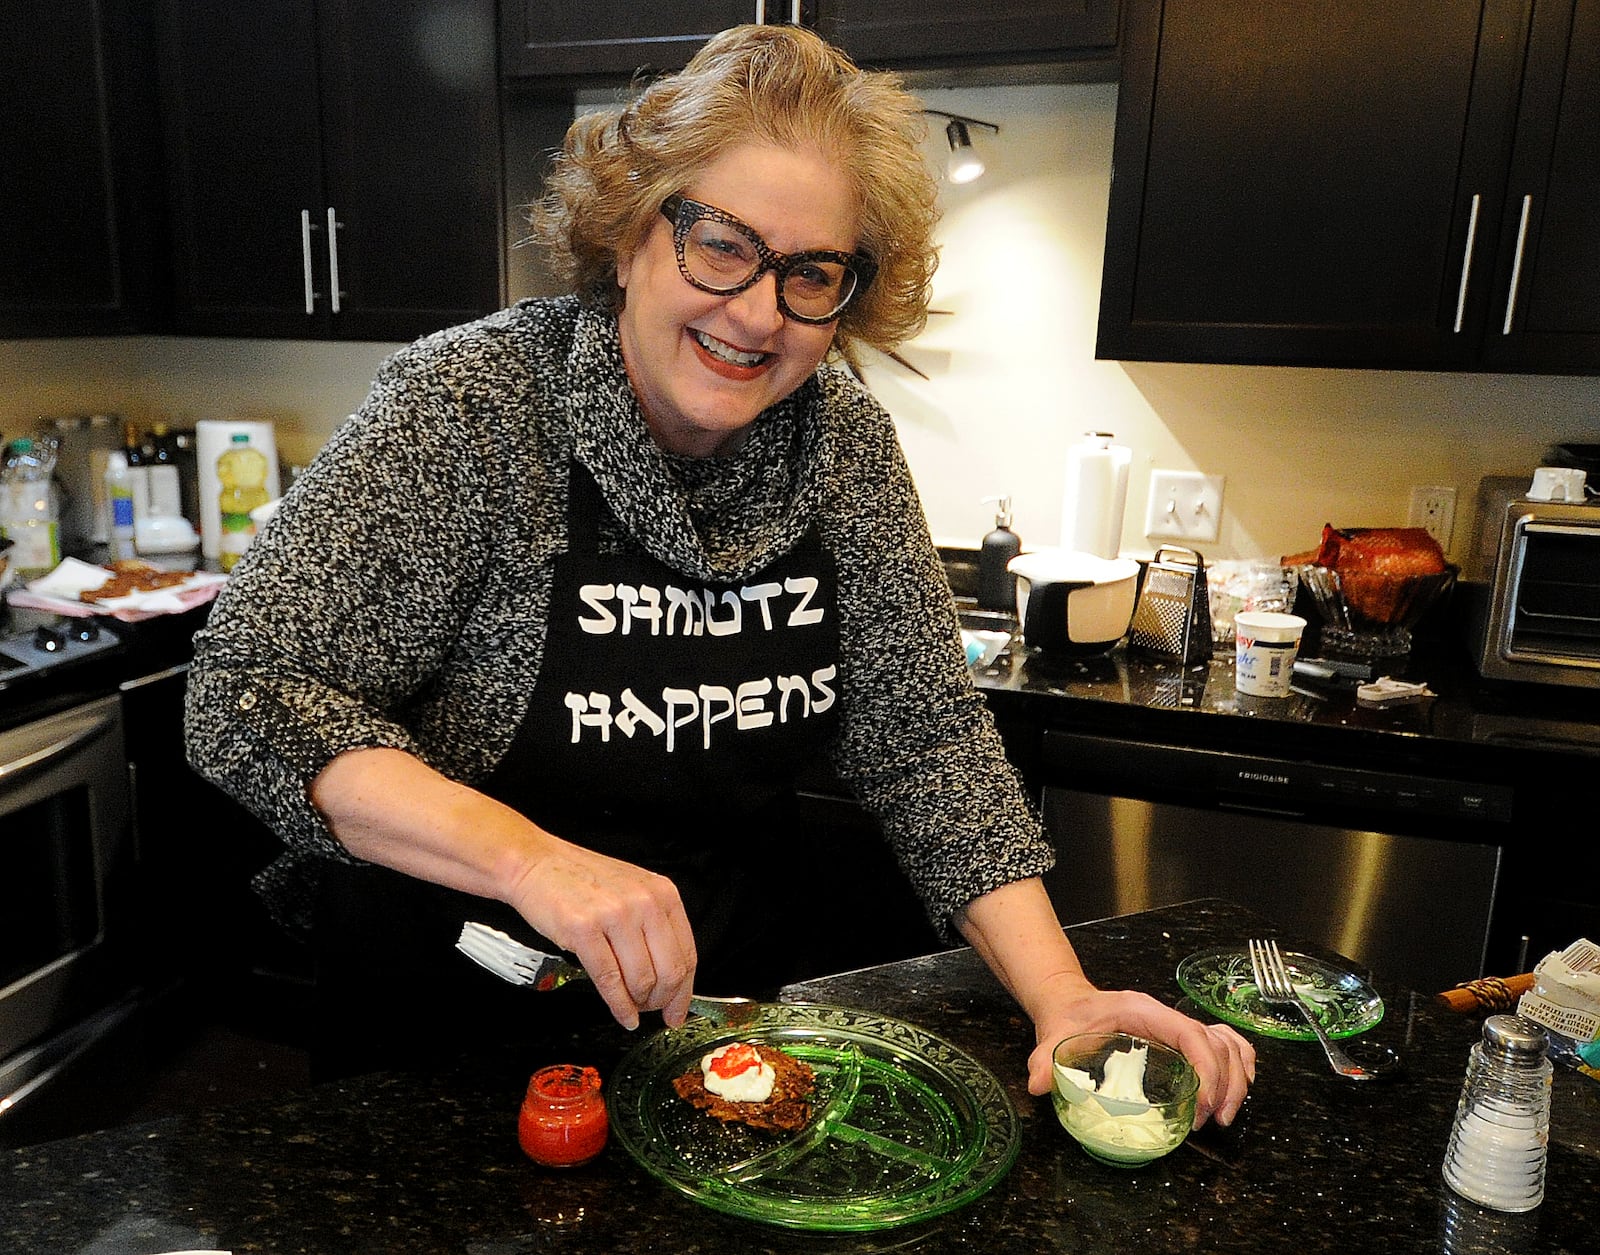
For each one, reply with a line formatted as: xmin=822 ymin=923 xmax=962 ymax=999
xmin=5 ymin=83 xmax=1597 ymax=566
xmin=0 ymin=335 xmax=396 ymax=474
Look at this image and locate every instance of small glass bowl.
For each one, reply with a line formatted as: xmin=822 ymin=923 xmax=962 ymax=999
xmin=1051 ymin=1033 xmax=1198 ymax=1167
xmin=1293 ymin=563 xmax=1456 ymax=657
xmin=518 ymin=1064 xmax=608 ymax=1168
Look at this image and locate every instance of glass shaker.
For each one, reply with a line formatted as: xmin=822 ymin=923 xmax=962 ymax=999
xmin=1442 ymin=1014 xmax=1552 ymax=1212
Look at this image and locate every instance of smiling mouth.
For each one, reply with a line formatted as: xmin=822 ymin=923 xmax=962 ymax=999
xmin=691 ymin=329 xmax=771 ymax=369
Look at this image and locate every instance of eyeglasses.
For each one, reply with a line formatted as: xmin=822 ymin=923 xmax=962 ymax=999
xmin=659 ymin=194 xmax=877 ymax=325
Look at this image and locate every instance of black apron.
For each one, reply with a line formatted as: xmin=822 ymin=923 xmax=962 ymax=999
xmin=311 ymin=463 xmax=841 ymax=1075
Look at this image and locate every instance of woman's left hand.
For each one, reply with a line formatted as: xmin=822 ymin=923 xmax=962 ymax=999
xmin=954 ymin=879 xmax=1255 ymax=1130
xmin=1024 ymin=982 xmax=1256 ymax=1129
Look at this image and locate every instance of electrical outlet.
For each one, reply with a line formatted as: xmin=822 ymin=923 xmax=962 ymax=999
xmin=1409 ymin=485 xmax=1457 ymax=548
xmin=1144 ymin=470 xmax=1224 ymax=543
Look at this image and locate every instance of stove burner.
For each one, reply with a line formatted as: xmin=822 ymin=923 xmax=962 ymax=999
xmin=0 ymin=619 xmax=122 ymax=689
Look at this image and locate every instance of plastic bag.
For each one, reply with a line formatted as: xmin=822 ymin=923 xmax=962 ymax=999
xmin=1207 ymin=560 xmax=1299 ymax=646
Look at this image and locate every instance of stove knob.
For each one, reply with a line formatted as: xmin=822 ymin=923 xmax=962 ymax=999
xmin=33 ymin=624 xmax=67 ymax=653
xmin=69 ymin=619 xmax=101 ymax=643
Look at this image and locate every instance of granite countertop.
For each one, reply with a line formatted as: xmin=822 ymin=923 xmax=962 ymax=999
xmin=5 ymin=900 xmax=1597 ymax=1254
xmin=954 ymin=591 xmax=1600 ymax=810
xmin=970 ymin=617 xmax=1600 ymax=762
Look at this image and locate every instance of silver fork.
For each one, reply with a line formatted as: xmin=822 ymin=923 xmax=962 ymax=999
xmin=456 ymin=921 xmax=761 ymax=1028
xmin=1248 ymin=938 xmax=1399 ymax=1081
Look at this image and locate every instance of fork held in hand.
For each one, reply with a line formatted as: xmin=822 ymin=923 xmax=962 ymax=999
xmin=1249 ymin=938 xmax=1399 ymax=1082
xmin=455 ymin=922 xmax=760 ymax=1028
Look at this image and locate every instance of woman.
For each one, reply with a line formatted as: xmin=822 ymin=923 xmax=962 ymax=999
xmin=186 ymin=24 xmax=1252 ymax=1122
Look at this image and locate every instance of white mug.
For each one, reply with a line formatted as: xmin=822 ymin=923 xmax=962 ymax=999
xmin=1528 ymin=466 xmax=1587 ymax=502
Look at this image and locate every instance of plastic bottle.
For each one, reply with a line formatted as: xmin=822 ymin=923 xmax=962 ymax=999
xmin=146 ymin=421 xmax=185 ymax=520
xmin=122 ymin=420 xmax=152 ymax=524
xmin=104 ymin=450 xmax=138 ymax=560
xmin=0 ymin=436 xmax=63 ymax=578
xmin=163 ymin=426 xmax=202 ymax=527
xmin=216 ymin=432 xmax=270 ymax=572
xmin=978 ymin=495 xmax=1022 ymax=613
xmin=1441 ymin=1014 xmax=1552 ymax=1213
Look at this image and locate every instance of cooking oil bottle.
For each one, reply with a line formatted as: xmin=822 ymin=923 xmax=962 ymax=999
xmin=216 ymin=432 xmax=270 ymax=572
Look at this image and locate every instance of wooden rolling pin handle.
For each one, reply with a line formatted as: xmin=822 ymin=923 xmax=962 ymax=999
xmin=1435 ymin=972 xmax=1537 ymax=1013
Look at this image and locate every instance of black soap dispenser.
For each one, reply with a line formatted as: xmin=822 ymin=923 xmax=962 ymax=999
xmin=978 ymin=495 xmax=1021 ymax=613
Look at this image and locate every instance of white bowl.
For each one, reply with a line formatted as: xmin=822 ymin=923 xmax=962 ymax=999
xmin=1008 ymin=548 xmax=1139 ymax=654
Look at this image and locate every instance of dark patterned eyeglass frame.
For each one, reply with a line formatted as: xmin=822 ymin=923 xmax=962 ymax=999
xmin=659 ymin=194 xmax=878 ymax=325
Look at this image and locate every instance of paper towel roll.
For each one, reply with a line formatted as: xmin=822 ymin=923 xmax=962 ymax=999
xmin=196 ymin=420 xmax=280 ymax=562
xmin=1059 ymin=432 xmax=1131 ymax=559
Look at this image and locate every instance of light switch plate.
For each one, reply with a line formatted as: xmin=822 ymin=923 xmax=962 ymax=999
xmin=1145 ymin=470 xmax=1224 ymax=543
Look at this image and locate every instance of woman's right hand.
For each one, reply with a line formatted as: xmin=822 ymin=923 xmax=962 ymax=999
xmin=310 ymin=746 xmax=699 ymax=1032
xmin=503 ymin=838 xmax=699 ymax=1031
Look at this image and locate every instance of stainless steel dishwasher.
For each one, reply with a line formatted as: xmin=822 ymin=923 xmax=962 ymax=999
xmin=1038 ymin=731 xmax=1512 ymax=994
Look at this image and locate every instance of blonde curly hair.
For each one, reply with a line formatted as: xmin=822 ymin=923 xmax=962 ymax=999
xmin=529 ymin=24 xmax=940 ymax=357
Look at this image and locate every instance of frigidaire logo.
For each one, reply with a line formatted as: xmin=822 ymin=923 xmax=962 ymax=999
xmin=1237 ymin=771 xmax=1291 ymax=786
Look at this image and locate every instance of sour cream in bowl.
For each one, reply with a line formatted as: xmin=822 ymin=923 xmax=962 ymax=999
xmin=1051 ymin=1032 xmax=1198 ymax=1167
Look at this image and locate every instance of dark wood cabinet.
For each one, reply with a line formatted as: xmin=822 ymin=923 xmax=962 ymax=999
xmin=156 ymin=0 xmax=503 ymax=341
xmin=819 ymin=0 xmax=1117 ymax=73
xmin=1098 ymin=0 xmax=1599 ymax=374
xmin=501 ymin=1 xmax=1116 ymax=80
xmin=1480 ymin=0 xmax=1600 ymax=371
xmin=1098 ymin=0 xmax=1534 ymax=370
xmin=0 ymin=0 xmax=164 ymax=337
xmin=501 ymin=2 xmax=766 ymax=78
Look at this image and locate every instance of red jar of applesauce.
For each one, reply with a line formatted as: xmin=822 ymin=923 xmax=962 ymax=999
xmin=518 ymin=1064 xmax=608 ymax=1167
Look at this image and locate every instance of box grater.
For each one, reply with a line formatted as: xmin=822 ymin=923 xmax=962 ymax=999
xmin=1129 ymin=545 xmax=1213 ymax=662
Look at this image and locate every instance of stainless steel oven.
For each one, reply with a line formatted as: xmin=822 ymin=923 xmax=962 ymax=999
xmin=0 ymin=694 xmax=135 ymax=1119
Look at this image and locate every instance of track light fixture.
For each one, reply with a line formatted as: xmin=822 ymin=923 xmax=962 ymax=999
xmin=923 ymin=110 xmax=1001 ymax=184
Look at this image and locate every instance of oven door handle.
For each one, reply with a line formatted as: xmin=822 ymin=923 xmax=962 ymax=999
xmin=0 ymin=707 xmax=116 ymax=785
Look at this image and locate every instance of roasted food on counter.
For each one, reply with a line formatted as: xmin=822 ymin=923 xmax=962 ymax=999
xmin=1283 ymin=525 xmax=1449 ymax=624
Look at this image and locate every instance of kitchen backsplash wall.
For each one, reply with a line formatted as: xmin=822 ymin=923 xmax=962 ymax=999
xmin=4 ymin=83 xmax=1598 ymax=566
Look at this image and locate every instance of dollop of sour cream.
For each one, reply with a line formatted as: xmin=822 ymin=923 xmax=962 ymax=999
xmin=701 ymin=1042 xmax=776 ymax=1103
xmin=1054 ymin=1042 xmax=1174 ymax=1155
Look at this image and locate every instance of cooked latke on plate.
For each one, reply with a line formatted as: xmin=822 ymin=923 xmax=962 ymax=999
xmin=672 ymin=1044 xmax=816 ymax=1133
xmin=79 ymin=561 xmax=192 ymax=602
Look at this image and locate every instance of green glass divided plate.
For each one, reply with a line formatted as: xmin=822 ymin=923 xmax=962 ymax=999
xmin=1176 ymin=949 xmax=1385 ymax=1041
xmin=606 ymin=1002 xmax=1020 ymax=1231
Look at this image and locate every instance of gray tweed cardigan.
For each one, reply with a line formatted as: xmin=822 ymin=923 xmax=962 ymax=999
xmin=184 ymin=297 xmax=1052 ymax=937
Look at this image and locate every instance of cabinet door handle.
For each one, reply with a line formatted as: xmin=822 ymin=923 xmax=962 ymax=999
xmin=753 ymin=2 xmax=802 ymax=22
xmin=326 ymin=206 xmax=343 ymax=315
xmin=1452 ymin=193 xmax=1480 ymax=334
xmin=1501 ymin=194 xmax=1532 ymax=336
xmin=300 ymin=209 xmax=318 ymax=315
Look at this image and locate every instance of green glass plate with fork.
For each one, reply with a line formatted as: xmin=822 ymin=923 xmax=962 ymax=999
xmin=1177 ymin=949 xmax=1385 ymax=1041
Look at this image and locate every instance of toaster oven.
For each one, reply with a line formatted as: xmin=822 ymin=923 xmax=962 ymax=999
xmin=1476 ymin=497 xmax=1600 ymax=688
